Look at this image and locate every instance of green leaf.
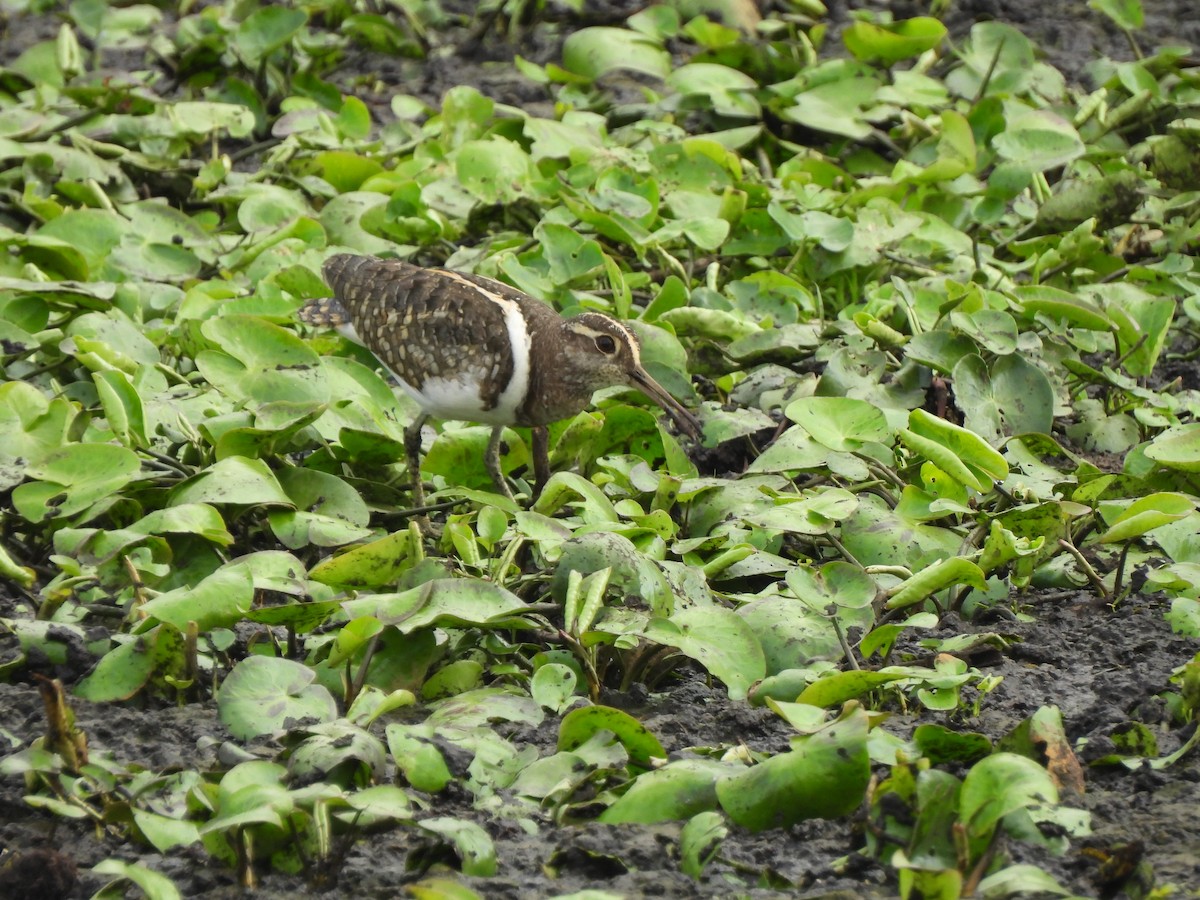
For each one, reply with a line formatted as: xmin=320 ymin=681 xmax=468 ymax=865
xmin=992 ymin=111 xmax=1085 ymax=173
xmin=1144 ymin=424 xmax=1200 ymax=473
xmin=643 ymin=607 xmax=766 ymax=701
xmin=559 ymin=706 xmax=666 ymax=768
xmin=233 ymin=5 xmax=307 ymax=66
xmin=785 ymin=396 xmax=892 ymax=452
xmin=885 ymin=557 xmax=988 ymax=610
xmin=796 ymin=669 xmax=910 ymax=707
xmin=139 ymin=564 xmax=255 ymax=633
xmin=843 ymin=17 xmax=947 ymax=65
xmin=170 ymin=456 xmax=293 ymax=507
xmin=561 ymin=27 xmax=670 ymax=80
xmin=308 ymin=529 xmax=414 ymax=588
xmin=1088 ymin=0 xmax=1144 ymax=30
xmin=217 ymin=656 xmax=338 ymax=740
xmin=599 ymin=760 xmax=722 ymax=824
xmin=1096 ymin=493 xmax=1195 ymax=543
xmin=93 ymin=859 xmax=182 ymax=900
xmin=716 ymin=706 xmax=870 ymax=831
xmin=951 ymin=354 xmax=1055 ymax=443
xmin=903 ymin=409 xmax=1008 ymax=492
xmin=959 ymin=753 xmax=1058 ymax=855
xmin=12 ymin=443 xmax=141 ymax=522
xmin=74 ymin=624 xmax=186 ymax=702
xmin=679 ymin=810 xmax=728 ymax=879
xmin=418 ymin=818 xmax=497 ymax=877
xmin=342 ymin=579 xmax=529 ymax=633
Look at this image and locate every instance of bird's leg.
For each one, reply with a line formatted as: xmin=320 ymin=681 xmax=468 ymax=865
xmin=404 ymin=413 xmax=429 ymax=510
xmin=531 ymin=425 xmax=550 ymax=499
xmin=486 ymin=426 xmax=515 ymax=502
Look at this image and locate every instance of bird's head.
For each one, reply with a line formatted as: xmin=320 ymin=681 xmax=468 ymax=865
xmin=562 ymin=313 xmax=702 ymax=439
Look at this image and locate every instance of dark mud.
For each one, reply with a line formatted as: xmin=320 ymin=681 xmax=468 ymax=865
xmin=3 ymin=2 xmax=1200 ymax=899
xmin=3 ymin=589 xmax=1199 ymax=898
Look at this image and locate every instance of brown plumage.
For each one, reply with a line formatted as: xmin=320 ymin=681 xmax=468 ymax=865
xmin=299 ymin=254 xmax=702 ymax=504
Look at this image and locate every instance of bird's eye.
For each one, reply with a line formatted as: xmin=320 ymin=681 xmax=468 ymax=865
xmin=595 ymin=335 xmax=617 ymax=354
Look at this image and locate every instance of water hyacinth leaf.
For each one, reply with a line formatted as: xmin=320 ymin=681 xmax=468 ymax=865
xmin=1013 ymin=285 xmax=1115 ymax=332
xmin=789 ymin=564 xmax=879 ymax=616
xmin=975 ymin=865 xmax=1074 ymax=899
xmin=1144 ymin=423 xmax=1200 ymax=472
xmin=217 ymin=656 xmax=338 ymax=740
xmin=904 ymin=109 xmax=976 ymax=183
xmin=92 ymin=859 xmax=182 ymax=900
xmin=270 ymin=467 xmax=373 ymax=549
xmin=785 ymin=396 xmax=892 ymax=452
xmin=992 ymin=110 xmax=1085 ymax=172
xmin=738 ymin=596 xmax=842 ymax=675
xmin=235 ymin=184 xmax=308 ymax=232
xmin=777 ymin=75 xmax=877 ymax=140
xmin=131 ymin=810 xmax=202 ymax=854
xmin=197 ymin=315 xmax=329 ymax=418
xmin=999 ymin=706 xmax=1085 ymax=795
xmin=288 ymin=721 xmax=387 ymax=783
xmin=951 ymin=354 xmax=1054 ymax=443
xmin=66 ymin=309 xmax=161 ymax=368
xmin=12 ymin=443 xmax=141 ymax=522
xmin=558 ymin=706 xmax=666 ymax=767
xmin=551 ymin=531 xmax=673 ymax=615
xmin=315 ymin=150 xmax=384 ymax=193
xmin=456 ymin=138 xmax=535 ymax=204
xmin=716 ymin=705 xmax=870 ymax=830
xmin=599 ymin=760 xmax=723 ymax=824
xmin=947 ymin=23 xmax=1036 ymax=98
xmin=342 ymin=579 xmax=529 ymax=632
xmin=74 ymin=623 xmax=187 ymax=702
xmin=679 ymin=810 xmax=728 ymax=879
xmin=748 ymin=669 xmax=822 ymax=706
xmin=959 ymin=753 xmax=1058 ymax=855
xmin=170 ymin=456 xmax=292 ymax=507
xmin=417 ymin=818 xmax=497 ymax=877
xmin=340 ymin=784 xmax=413 ymax=823
xmin=1083 ymin=283 xmax=1174 ymax=377
xmin=168 ymin=102 xmax=256 ymax=139
xmin=666 ymin=63 xmax=760 ymax=118
xmin=1088 ymin=0 xmax=1144 ymax=30
xmin=885 ymin=557 xmax=988 ymax=610
xmin=307 ymin=529 xmax=413 ymax=588
xmin=913 ymin=724 xmax=993 ymax=765
xmin=796 ymin=670 xmax=909 ymax=707
xmin=138 ymin=563 xmax=254 ymax=633
xmin=561 ymin=27 xmax=671 ymax=80
xmin=423 ymin=659 xmax=485 ymax=700
xmin=643 ymin=606 xmax=766 ymax=701
xmin=744 ymin=488 xmax=859 ymax=535
xmin=233 ymin=5 xmax=307 ymax=66
xmin=843 ymin=16 xmax=947 ymax=65
xmin=531 ymin=663 xmax=579 ymax=713
xmin=747 ymin=426 xmax=835 ymax=474
xmin=1096 ymin=492 xmax=1195 ymax=543
xmin=839 ymin=496 xmax=963 ymax=571
xmin=903 ymin=409 xmax=1008 ymax=491
xmin=93 ymin=369 xmax=147 ymax=448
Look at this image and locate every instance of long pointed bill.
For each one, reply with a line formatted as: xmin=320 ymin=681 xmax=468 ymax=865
xmin=629 ymin=367 xmax=703 ymax=440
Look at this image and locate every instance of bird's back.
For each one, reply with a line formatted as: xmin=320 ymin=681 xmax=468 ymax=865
xmin=306 ymin=255 xmax=547 ymax=424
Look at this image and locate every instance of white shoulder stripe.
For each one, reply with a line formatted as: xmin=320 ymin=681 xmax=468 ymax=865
xmin=439 ymin=271 xmax=531 ymax=419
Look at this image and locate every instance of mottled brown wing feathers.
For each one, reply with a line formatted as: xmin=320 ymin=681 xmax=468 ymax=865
xmin=318 ymin=255 xmax=517 ymax=407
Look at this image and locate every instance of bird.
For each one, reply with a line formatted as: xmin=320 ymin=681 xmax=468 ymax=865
xmin=298 ymin=254 xmax=703 ymax=508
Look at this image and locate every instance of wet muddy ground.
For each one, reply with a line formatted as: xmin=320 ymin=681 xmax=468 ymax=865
xmin=3 ymin=1 xmax=1200 ymax=897
xmin=3 ymin=589 xmax=1198 ymax=897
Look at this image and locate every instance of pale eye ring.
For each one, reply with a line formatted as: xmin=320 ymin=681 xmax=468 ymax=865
xmin=595 ymin=335 xmax=617 ymax=354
